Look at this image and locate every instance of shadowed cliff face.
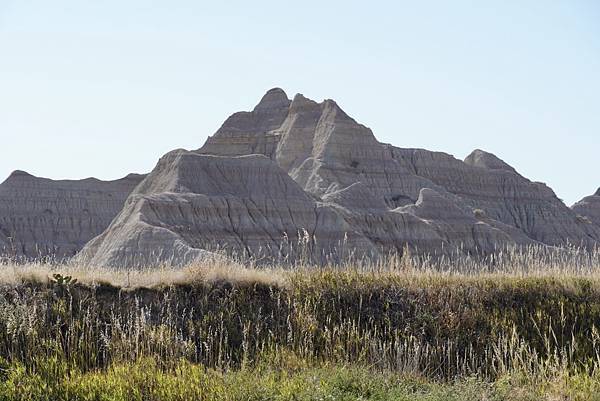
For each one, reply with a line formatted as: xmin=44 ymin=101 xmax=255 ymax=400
xmin=0 ymin=171 xmax=145 ymax=259
xmin=573 ymin=190 xmax=600 ymax=227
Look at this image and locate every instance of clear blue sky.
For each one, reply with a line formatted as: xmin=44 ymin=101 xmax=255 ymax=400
xmin=1 ymin=1 xmax=598 ymax=205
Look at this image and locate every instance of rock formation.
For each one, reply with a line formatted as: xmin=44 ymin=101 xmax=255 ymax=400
xmin=463 ymin=149 xmax=518 ymax=174
xmin=388 ymin=147 xmax=600 ymax=247
xmin=200 ymin=88 xmax=291 ymax=158
xmin=196 ymin=89 xmax=597 ymax=252
xmin=77 ymin=150 xmax=375 ymax=267
xmin=572 ymin=189 xmax=600 ymax=227
xmin=0 ymin=170 xmax=144 ymax=259
xmin=7 ymin=88 xmax=599 ymax=267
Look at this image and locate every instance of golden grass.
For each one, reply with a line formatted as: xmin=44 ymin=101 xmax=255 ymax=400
xmin=1 ymin=244 xmax=599 ymax=290
xmin=0 ymin=258 xmax=286 ymax=289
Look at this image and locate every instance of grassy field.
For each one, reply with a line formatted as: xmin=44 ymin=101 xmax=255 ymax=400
xmin=1 ymin=247 xmax=600 ymax=400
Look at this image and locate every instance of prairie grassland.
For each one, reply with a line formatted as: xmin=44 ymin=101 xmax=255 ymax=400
xmin=1 ymin=246 xmax=600 ymax=400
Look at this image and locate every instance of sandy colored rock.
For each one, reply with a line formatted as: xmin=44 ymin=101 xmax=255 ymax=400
xmin=397 ymin=188 xmax=534 ymax=253
xmin=76 ymin=89 xmax=600 ymax=266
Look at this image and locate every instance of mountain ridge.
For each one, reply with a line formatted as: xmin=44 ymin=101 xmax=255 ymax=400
xmin=2 ymin=88 xmax=598 ymax=266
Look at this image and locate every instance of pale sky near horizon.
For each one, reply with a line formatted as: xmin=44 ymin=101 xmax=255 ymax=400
xmin=0 ymin=1 xmax=598 ymax=205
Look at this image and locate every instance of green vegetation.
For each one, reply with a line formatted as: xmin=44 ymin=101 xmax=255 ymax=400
xmin=1 ymin=252 xmax=600 ymax=399
xmin=3 ymin=358 xmax=600 ymax=401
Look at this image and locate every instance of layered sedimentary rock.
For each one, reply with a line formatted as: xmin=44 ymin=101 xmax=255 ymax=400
xmin=196 ymin=89 xmax=559 ymax=256
xmin=389 ymin=148 xmax=600 ymax=247
xmin=0 ymin=171 xmax=145 ymax=259
xmin=463 ymin=149 xmax=518 ymax=174
xmin=199 ymin=89 xmax=600 ymax=251
xmin=32 ymin=87 xmax=600 ymax=266
xmin=200 ymin=88 xmax=291 ymax=158
xmin=573 ymin=189 xmax=600 ymax=227
xmin=77 ymin=150 xmax=376 ymax=267
xmin=396 ymin=188 xmax=534 ymax=252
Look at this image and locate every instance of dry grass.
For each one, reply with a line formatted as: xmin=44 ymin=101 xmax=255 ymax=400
xmin=2 ymin=244 xmax=599 ymax=289
xmin=0 ymin=258 xmax=286 ymax=289
xmin=0 ymin=244 xmax=599 ymax=399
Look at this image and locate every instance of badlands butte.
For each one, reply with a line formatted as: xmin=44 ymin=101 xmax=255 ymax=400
xmin=1 ymin=88 xmax=599 ymax=267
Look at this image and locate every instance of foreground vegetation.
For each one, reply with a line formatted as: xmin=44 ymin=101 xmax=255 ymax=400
xmin=4 ymin=358 xmax=600 ymax=401
xmin=1 ymin=247 xmax=600 ymax=399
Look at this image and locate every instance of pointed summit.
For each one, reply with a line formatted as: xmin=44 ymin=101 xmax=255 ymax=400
xmin=289 ymin=93 xmax=319 ymax=111
xmin=572 ymin=188 xmax=600 ymax=227
xmin=199 ymin=88 xmax=292 ymax=157
xmin=8 ymin=170 xmax=33 ymax=179
xmin=464 ymin=149 xmax=517 ymax=174
xmin=253 ymin=88 xmax=290 ymax=112
xmin=1 ymin=170 xmax=34 ymax=186
xmin=211 ymin=88 xmax=291 ymax=138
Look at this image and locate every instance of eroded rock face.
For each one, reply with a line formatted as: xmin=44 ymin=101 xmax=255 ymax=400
xmin=464 ymin=149 xmax=518 ymax=174
xmin=389 ymin=147 xmax=599 ymax=247
xmin=573 ymin=190 xmax=600 ymax=227
xmin=0 ymin=171 xmax=145 ymax=259
xmin=199 ymin=88 xmax=291 ymax=158
xmin=396 ymin=188 xmax=533 ymax=253
xmin=196 ymin=88 xmax=577 ymax=257
xmin=57 ymin=88 xmax=600 ymax=266
xmin=77 ymin=151 xmax=376 ymax=267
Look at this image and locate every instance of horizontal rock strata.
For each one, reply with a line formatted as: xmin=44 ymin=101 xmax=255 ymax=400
xmin=77 ymin=151 xmax=376 ymax=267
xmin=7 ymin=88 xmax=598 ymax=267
xmin=572 ymin=189 xmax=600 ymax=227
xmin=0 ymin=171 xmax=145 ymax=259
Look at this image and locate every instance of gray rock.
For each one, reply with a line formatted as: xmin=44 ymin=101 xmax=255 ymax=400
xmin=199 ymin=88 xmax=290 ymax=158
xmin=396 ymin=188 xmax=533 ymax=253
xmin=0 ymin=170 xmax=145 ymax=259
xmin=77 ymin=150 xmax=376 ymax=267
xmin=572 ymin=190 xmax=600 ymax=227
xmin=22 ymin=87 xmax=599 ymax=267
xmin=390 ymin=147 xmax=600 ymax=247
xmin=197 ymin=88 xmax=599 ymax=254
xmin=464 ymin=149 xmax=518 ymax=174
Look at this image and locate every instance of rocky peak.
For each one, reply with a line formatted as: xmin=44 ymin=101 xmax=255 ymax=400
xmin=199 ymin=89 xmax=292 ymax=157
xmin=464 ymin=149 xmax=517 ymax=174
xmin=289 ymin=93 xmax=319 ymax=112
xmin=572 ymin=189 xmax=600 ymax=227
xmin=275 ymin=92 xmax=380 ymax=183
xmin=253 ymin=88 xmax=290 ymax=112
xmin=214 ymin=88 xmax=291 ymax=137
xmin=3 ymin=170 xmax=34 ymax=183
xmin=8 ymin=170 xmax=32 ymax=178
